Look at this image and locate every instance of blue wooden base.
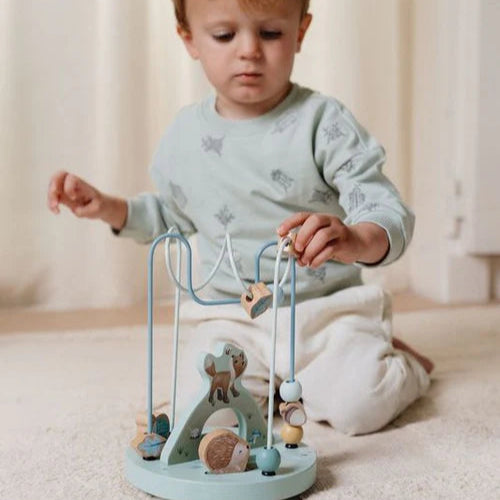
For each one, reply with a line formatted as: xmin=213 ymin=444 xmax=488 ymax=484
xmin=125 ymin=440 xmax=316 ymax=500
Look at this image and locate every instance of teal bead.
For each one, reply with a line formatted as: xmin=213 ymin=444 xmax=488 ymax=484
xmin=268 ymin=285 xmax=285 ymax=306
xmin=256 ymin=447 xmax=281 ymax=475
xmin=279 ymin=379 xmax=302 ymax=402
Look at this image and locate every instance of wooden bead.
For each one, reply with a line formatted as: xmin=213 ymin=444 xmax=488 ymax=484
xmin=280 ymin=423 xmax=303 ymax=449
xmin=279 ymin=401 xmax=307 ymax=426
xmin=198 ymin=429 xmax=250 ymax=474
xmin=241 ymin=282 xmax=273 ymax=319
xmin=280 ymin=232 xmax=301 ymax=258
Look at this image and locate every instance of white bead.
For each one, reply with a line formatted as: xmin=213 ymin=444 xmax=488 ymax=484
xmin=279 ymin=379 xmax=302 ymax=402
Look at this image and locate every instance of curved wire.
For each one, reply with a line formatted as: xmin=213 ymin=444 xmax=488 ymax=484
xmin=164 ymin=231 xmax=291 ymax=299
xmin=266 ymin=236 xmax=290 ymax=450
xmin=278 ymin=255 xmax=291 ymax=288
xmin=225 ymin=233 xmax=251 ymax=295
xmin=164 ymin=228 xmax=227 ymax=293
xmin=169 ymin=236 xmax=182 ymax=430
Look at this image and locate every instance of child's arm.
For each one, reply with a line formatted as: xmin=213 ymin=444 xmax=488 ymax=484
xmin=47 ymin=170 xmax=127 ymax=231
xmin=287 ymin=98 xmax=415 ymax=270
xmin=277 ymin=213 xmax=389 ymax=268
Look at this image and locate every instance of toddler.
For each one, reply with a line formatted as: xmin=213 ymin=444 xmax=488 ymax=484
xmin=48 ymin=0 xmax=433 ymax=435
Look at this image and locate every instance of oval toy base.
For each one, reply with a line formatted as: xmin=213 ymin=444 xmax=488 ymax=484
xmin=125 ymin=441 xmax=316 ymax=500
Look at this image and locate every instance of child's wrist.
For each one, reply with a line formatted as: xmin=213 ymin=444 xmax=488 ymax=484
xmin=100 ymin=195 xmax=128 ymax=231
xmin=349 ymin=223 xmax=389 ymax=264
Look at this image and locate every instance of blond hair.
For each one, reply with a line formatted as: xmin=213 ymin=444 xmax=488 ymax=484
xmin=173 ymin=0 xmax=310 ymax=31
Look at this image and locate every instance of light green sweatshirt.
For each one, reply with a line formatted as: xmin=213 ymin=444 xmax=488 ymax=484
xmin=118 ymin=84 xmax=414 ymax=301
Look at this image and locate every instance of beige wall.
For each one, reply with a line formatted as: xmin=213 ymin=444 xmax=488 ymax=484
xmin=410 ymin=0 xmax=500 ymax=302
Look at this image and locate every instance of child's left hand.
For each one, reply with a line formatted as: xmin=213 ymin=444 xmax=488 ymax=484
xmin=277 ymin=212 xmax=389 ymax=268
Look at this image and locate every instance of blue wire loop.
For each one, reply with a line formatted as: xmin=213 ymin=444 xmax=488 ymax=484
xmin=146 ymin=232 xmax=297 ymax=434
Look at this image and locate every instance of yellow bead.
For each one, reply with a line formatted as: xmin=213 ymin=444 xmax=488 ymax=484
xmin=280 ymin=423 xmax=303 ymax=446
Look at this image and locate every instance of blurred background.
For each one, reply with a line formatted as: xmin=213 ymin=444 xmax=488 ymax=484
xmin=1 ymin=0 xmax=499 ymax=311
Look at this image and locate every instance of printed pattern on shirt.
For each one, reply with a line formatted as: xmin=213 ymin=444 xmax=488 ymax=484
xmin=348 ymin=185 xmax=366 ymax=212
xmin=272 ymin=112 xmax=298 ymax=134
xmin=271 ymin=169 xmax=294 ymax=193
xmin=309 ymin=188 xmax=335 ymax=205
xmin=336 ymin=159 xmax=355 ymax=176
xmin=322 ymin=120 xmax=345 ymax=144
xmin=202 ymin=135 xmax=225 ymax=156
xmin=363 ymin=202 xmax=380 ymax=213
xmin=306 ymin=267 xmax=326 ymax=283
xmin=214 ymin=205 xmax=235 ymax=228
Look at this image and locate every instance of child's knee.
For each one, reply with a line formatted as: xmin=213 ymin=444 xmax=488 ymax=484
xmin=329 ymin=356 xmax=429 ymax=435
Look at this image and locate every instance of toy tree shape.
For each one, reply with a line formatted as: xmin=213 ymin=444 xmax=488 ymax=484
xmin=160 ymin=343 xmax=267 ymax=466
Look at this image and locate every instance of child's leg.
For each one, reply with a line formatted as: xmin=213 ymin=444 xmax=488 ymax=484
xmin=290 ymin=285 xmax=431 ymax=435
xmin=168 ymin=285 xmax=431 ymax=436
xmin=392 ymin=336 xmax=434 ymax=374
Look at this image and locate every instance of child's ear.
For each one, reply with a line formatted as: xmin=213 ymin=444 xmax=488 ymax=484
xmin=177 ymin=25 xmax=200 ymax=60
xmin=296 ymin=13 xmax=312 ymax=53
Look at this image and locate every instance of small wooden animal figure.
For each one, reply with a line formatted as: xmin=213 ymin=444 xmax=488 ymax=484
xmin=131 ymin=412 xmax=170 ymax=451
xmin=152 ymin=413 xmax=171 ymax=439
xmin=198 ymin=429 xmax=250 ymax=474
xmin=241 ymin=282 xmax=273 ymax=318
xmin=280 ymin=423 xmax=303 ymax=449
xmin=137 ymin=432 xmax=167 ymax=460
xmin=279 ymin=401 xmax=307 ymax=427
xmin=205 ymin=347 xmax=247 ymax=405
xmin=280 ymin=231 xmax=301 ymax=258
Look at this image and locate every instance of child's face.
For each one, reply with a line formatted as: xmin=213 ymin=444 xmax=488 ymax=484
xmin=179 ymin=0 xmax=312 ymax=118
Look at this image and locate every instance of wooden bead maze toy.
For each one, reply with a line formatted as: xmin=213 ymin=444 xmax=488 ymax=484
xmin=124 ymin=230 xmax=317 ymax=499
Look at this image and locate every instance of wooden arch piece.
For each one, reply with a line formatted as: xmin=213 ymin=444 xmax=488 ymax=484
xmin=160 ymin=343 xmax=267 ymax=465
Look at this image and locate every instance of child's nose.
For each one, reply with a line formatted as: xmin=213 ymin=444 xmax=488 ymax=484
xmin=238 ymin=33 xmax=262 ymax=60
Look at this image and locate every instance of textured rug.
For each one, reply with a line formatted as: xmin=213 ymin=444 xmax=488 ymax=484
xmin=1 ymin=304 xmax=499 ymax=500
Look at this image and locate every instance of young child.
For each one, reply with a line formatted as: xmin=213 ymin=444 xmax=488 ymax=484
xmin=47 ymin=0 xmax=433 ymax=435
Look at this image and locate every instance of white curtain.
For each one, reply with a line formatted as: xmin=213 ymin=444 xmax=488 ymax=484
xmin=0 ymin=0 xmax=412 ymax=310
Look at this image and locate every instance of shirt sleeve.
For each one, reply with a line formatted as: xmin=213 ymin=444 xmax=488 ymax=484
xmin=115 ymin=191 xmax=196 ymax=244
xmin=112 ymin=124 xmax=197 ymax=244
xmin=314 ymin=99 xmax=415 ymax=266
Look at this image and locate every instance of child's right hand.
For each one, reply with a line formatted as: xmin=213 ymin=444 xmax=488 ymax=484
xmin=47 ymin=171 xmax=128 ymax=230
xmin=47 ymin=171 xmax=103 ymax=218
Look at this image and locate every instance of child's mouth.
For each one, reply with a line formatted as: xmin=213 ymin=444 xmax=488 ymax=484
xmin=235 ymin=72 xmax=263 ymax=81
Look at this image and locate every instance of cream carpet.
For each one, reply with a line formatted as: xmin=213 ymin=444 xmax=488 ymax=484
xmin=1 ymin=304 xmax=499 ymax=500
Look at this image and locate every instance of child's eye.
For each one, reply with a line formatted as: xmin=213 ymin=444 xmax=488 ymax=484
xmin=212 ymin=32 xmax=235 ymax=42
xmin=260 ymin=30 xmax=282 ymax=40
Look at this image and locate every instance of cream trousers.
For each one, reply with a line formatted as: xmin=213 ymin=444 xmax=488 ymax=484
xmin=174 ymin=285 xmax=430 ymax=435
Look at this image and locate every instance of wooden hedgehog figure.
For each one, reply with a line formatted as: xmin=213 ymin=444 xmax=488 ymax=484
xmin=205 ymin=347 xmax=247 ymax=405
xmin=198 ymin=429 xmax=250 ymax=474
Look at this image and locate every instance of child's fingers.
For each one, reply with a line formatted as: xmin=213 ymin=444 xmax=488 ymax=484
xmin=48 ymin=171 xmax=101 ymax=219
xmin=309 ymin=244 xmax=337 ymax=268
xmin=72 ymin=196 xmax=100 ymax=218
xmin=294 ymin=214 xmax=332 ymax=253
xmin=299 ymin=226 xmax=336 ymax=264
xmin=47 ymin=192 xmax=60 ymax=214
xmin=47 ymin=170 xmax=69 ymax=213
xmin=277 ymin=212 xmax=312 ymax=236
xmin=63 ymin=173 xmax=85 ymax=201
